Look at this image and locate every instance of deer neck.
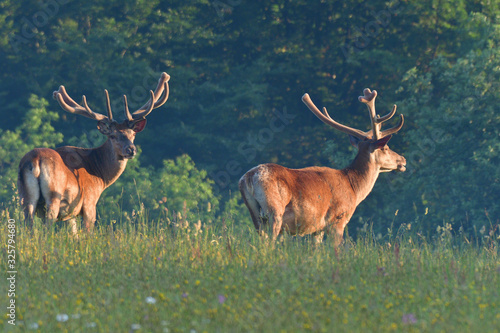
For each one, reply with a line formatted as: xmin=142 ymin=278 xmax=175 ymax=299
xmin=91 ymin=139 xmax=129 ymax=188
xmin=343 ymin=152 xmax=381 ymax=206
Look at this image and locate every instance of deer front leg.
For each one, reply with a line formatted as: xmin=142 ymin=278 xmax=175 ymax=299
xmin=326 ymin=223 xmax=346 ymax=248
xmin=332 ymin=230 xmax=344 ymax=248
xmin=67 ymin=218 xmax=79 ymax=237
xmin=313 ymin=231 xmax=325 ymax=244
xmin=269 ymin=210 xmax=285 ymax=241
xmin=258 ymin=211 xmax=283 ymax=241
xmin=82 ymin=205 xmax=96 ymax=232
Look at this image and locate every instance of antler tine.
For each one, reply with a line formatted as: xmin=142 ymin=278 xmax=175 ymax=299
xmin=123 ymin=95 xmax=133 ymax=122
xmin=302 ymin=93 xmax=370 ymax=140
xmin=104 ymin=89 xmax=113 ymax=121
xmin=53 ymin=85 xmax=109 ymax=122
xmin=380 ymin=114 xmax=404 ymax=137
xmin=81 ymin=95 xmax=93 ymax=115
xmin=358 ymin=88 xmax=381 ymax=140
xmin=359 ymin=89 xmax=404 ymax=139
xmin=131 ymin=73 xmax=170 ymax=120
xmin=375 ymin=105 xmax=397 ymax=124
xmin=132 ymin=90 xmax=155 ymax=120
xmin=152 ymin=81 xmax=170 ymax=109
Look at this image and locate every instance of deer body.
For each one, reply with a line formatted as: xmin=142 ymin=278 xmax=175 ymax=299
xmin=240 ymin=164 xmax=357 ymax=240
xmin=240 ymin=89 xmax=406 ymax=244
xmin=18 ymin=73 xmax=170 ymax=233
xmin=18 ymin=140 xmax=128 ymax=232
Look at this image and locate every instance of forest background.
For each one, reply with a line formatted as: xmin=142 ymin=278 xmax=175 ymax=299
xmin=0 ymin=0 xmax=498 ymax=236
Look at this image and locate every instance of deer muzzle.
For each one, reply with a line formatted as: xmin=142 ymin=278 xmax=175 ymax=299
xmin=397 ymin=156 xmax=407 ymax=172
xmin=123 ymin=145 xmax=137 ymax=159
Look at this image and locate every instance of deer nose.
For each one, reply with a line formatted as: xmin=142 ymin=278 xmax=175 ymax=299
xmin=399 ymin=156 xmax=407 ymax=171
xmin=125 ymin=146 xmax=136 ymax=156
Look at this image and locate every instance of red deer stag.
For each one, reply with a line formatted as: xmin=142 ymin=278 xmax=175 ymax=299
xmin=239 ymin=88 xmax=406 ymax=245
xmin=18 ymin=73 xmax=170 ymax=234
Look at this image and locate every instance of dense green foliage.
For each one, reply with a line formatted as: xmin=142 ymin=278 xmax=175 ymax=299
xmin=395 ymin=36 xmax=500 ymax=229
xmin=0 ymin=0 xmax=499 ymax=233
xmin=1 ymin=218 xmax=498 ymax=331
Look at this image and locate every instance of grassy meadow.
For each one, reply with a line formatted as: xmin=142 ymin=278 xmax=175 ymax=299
xmin=1 ymin=211 xmax=499 ymax=333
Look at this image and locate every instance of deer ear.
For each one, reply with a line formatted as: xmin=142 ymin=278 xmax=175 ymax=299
xmin=131 ymin=119 xmax=147 ymax=133
xmin=349 ymin=135 xmax=360 ymax=148
xmin=373 ymin=135 xmax=392 ymax=150
xmin=97 ymin=120 xmax=113 ymax=135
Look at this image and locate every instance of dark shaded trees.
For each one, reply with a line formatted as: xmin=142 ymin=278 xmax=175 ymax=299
xmin=0 ymin=0 xmax=498 ymax=232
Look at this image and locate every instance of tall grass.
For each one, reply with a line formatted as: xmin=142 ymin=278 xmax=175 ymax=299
xmin=1 ymin=211 xmax=499 ymax=332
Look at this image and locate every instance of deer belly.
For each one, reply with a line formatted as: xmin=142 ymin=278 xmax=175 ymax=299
xmin=281 ymin=207 xmax=325 ymax=235
xmin=281 ymin=206 xmax=327 ymax=235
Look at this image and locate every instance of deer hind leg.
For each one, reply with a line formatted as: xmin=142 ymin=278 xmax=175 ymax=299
xmin=252 ymin=187 xmax=286 ymax=240
xmin=38 ymin=174 xmax=62 ymax=229
xmin=18 ymin=168 xmax=40 ymax=229
xmin=239 ymin=181 xmax=265 ymax=232
xmin=258 ymin=198 xmax=285 ymax=241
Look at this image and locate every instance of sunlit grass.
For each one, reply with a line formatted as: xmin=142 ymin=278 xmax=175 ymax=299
xmin=1 ymin=213 xmax=499 ymax=332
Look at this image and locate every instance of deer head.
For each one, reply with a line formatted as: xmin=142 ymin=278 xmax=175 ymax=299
xmin=302 ymin=88 xmax=406 ymax=173
xmin=53 ymin=73 xmax=170 ymax=159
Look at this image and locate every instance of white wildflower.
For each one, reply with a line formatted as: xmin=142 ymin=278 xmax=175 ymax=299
xmin=56 ymin=314 xmax=69 ymax=322
xmin=27 ymin=322 xmax=39 ymax=330
xmin=479 ymin=225 xmax=486 ymax=235
xmin=145 ymin=296 xmax=157 ymax=304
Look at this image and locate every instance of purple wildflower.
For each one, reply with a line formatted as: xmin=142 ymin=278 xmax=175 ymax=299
xmin=402 ymin=313 xmax=417 ymax=324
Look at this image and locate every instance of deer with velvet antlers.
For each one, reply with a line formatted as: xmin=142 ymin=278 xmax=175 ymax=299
xmin=239 ymin=88 xmax=406 ymax=245
xmin=18 ymin=73 xmax=170 ymax=234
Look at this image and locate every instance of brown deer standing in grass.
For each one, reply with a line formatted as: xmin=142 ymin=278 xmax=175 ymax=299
xmin=239 ymin=88 xmax=406 ymax=245
xmin=18 ymin=73 xmax=170 ymax=234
